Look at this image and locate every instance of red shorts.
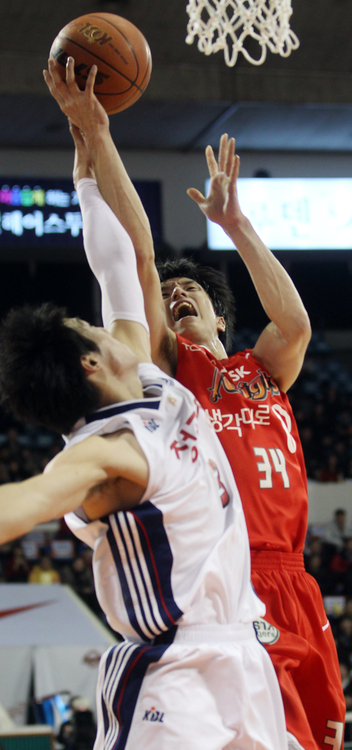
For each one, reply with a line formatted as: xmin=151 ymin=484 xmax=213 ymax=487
xmin=251 ymin=550 xmax=346 ymax=750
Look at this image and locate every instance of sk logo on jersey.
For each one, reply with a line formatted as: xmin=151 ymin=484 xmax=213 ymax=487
xmin=208 ymin=368 xmax=280 ymax=404
xmin=227 ymin=365 xmax=251 ymax=381
xmin=253 ymin=617 xmax=280 ymax=645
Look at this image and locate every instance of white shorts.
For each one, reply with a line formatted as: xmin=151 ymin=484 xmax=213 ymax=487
xmin=94 ymin=623 xmax=287 ymax=750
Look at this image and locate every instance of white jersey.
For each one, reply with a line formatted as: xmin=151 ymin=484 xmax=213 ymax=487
xmin=65 ymin=363 xmax=264 ymax=643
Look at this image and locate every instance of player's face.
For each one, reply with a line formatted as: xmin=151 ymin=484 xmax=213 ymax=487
xmin=160 ymin=277 xmax=225 ymax=343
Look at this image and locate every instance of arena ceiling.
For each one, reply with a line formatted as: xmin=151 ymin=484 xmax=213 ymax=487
xmin=0 ymin=0 xmax=351 ymax=151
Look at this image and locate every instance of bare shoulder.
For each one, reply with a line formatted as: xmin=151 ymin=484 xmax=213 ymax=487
xmin=103 ymin=428 xmax=146 ymax=458
xmin=44 ymin=435 xmax=107 ymax=472
xmin=82 ymin=431 xmax=149 ymax=518
xmin=45 ymin=431 xmax=142 ymax=474
xmin=44 ymin=430 xmax=149 ymax=519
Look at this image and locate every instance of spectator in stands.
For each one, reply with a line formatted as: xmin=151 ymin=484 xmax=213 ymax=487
xmin=57 ymin=696 xmax=96 ymax=750
xmin=312 ymin=402 xmax=330 ymax=435
xmin=324 ymin=509 xmax=352 ymax=552
xmin=343 ymin=598 xmax=352 ymax=620
xmin=343 ymin=557 xmax=352 ymax=597
xmin=305 ymin=552 xmax=335 ymax=595
xmin=7 ymin=458 xmax=24 ymax=482
xmin=0 ymin=462 xmax=9 ymax=485
xmin=318 ymin=454 xmax=344 ymax=483
xmin=330 ymin=538 xmax=352 ymax=592
xmin=3 ymin=427 xmax=22 ymax=461
xmin=340 ymin=661 xmax=352 ymax=741
xmin=336 ymin=617 xmax=352 ymax=666
xmin=340 ymin=659 xmax=352 ymax=742
xmin=20 ymin=448 xmax=40 ymax=479
xmin=61 ymin=550 xmax=101 ymax=618
xmin=5 ymin=544 xmax=30 ymax=582
xmin=298 ymin=425 xmax=319 ymax=478
xmin=28 ymin=553 xmax=61 ymax=584
xmin=304 ymin=534 xmax=323 ymax=561
xmin=334 ymin=440 xmax=350 ymax=475
xmin=0 ymin=541 xmax=14 ymax=570
xmin=340 ymin=661 xmax=352 ymax=708
xmin=347 ymin=458 xmax=352 ymax=478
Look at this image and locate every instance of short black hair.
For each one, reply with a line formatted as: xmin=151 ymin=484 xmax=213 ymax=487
xmin=157 ymin=257 xmax=236 ymax=351
xmin=0 ymin=303 xmax=103 ymax=435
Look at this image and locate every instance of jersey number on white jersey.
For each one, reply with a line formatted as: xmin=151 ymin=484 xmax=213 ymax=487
xmin=208 ymin=459 xmax=229 ymax=507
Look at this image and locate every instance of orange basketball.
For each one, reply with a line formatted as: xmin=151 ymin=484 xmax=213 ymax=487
xmin=49 ymin=13 xmax=152 ymax=115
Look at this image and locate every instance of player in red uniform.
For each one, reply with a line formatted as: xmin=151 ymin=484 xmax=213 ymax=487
xmin=44 ymin=58 xmax=346 ymax=750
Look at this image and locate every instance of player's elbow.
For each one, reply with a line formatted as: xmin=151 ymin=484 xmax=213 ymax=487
xmin=136 ymin=249 xmax=159 ymax=294
xmin=292 ymin=310 xmax=311 ymax=352
xmin=135 ymin=237 xmax=155 ymax=267
xmin=283 ymin=307 xmax=311 ymax=353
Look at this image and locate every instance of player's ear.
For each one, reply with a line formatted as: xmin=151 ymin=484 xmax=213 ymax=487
xmin=217 ymin=316 xmax=226 ymax=333
xmin=80 ymin=353 xmax=101 ymax=374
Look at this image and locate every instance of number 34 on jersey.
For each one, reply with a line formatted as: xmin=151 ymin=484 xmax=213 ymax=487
xmin=253 ymin=447 xmax=290 ymax=489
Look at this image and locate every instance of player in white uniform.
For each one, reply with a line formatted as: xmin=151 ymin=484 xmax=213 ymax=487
xmin=64 ymin=359 xmax=283 ymax=750
xmin=0 ymin=154 xmax=287 ymax=750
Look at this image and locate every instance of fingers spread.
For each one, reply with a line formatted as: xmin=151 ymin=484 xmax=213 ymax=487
xmin=218 ymin=133 xmax=228 ymax=173
xmin=228 ymin=155 xmax=240 ymax=194
xmin=65 ymin=56 xmax=77 ymax=87
xmin=47 ymin=57 xmax=65 ymax=87
xmin=187 ymin=187 xmax=205 ymax=204
xmin=86 ymin=65 xmax=98 ymax=96
xmin=43 ymin=68 xmax=66 ymax=109
xmin=225 ymin=137 xmax=235 ymax=177
xmin=206 ymin=145 xmax=218 ymax=178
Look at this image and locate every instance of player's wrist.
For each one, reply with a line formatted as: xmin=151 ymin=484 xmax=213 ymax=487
xmin=220 ymin=211 xmax=250 ymax=237
xmin=81 ymin=119 xmax=110 ymax=149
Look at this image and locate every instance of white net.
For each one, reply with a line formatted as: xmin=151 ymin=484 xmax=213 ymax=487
xmin=185 ymin=0 xmax=300 ymax=67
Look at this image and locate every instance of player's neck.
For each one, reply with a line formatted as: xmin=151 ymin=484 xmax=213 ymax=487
xmin=191 ymin=331 xmax=228 ymax=360
xmin=100 ymin=369 xmax=144 ymax=407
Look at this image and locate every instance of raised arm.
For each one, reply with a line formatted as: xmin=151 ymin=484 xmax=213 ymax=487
xmin=70 ymin=124 xmax=151 ymax=363
xmin=0 ymin=433 xmax=148 ymax=545
xmin=188 ymin=134 xmax=311 ymax=391
xmin=43 ymin=58 xmax=172 ymax=368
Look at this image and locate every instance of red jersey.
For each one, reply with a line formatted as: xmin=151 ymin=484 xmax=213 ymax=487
xmin=176 ymin=334 xmax=308 ymax=553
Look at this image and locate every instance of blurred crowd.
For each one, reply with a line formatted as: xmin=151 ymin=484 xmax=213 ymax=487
xmin=0 ymin=535 xmax=103 ymax=621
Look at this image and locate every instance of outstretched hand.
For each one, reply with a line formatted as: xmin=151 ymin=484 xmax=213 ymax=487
xmin=43 ymin=57 xmax=109 ymax=137
xmin=187 ymin=133 xmax=243 ymax=232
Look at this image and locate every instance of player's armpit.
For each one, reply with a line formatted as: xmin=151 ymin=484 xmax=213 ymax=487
xmin=81 ymin=431 xmax=149 ymax=519
xmin=0 ymin=434 xmax=149 ymax=545
xmin=49 ymin=432 xmax=149 ymax=510
xmin=252 ymin=319 xmax=311 ymax=393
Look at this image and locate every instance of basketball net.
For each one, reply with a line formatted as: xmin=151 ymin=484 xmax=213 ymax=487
xmin=185 ymin=0 xmax=300 ymax=66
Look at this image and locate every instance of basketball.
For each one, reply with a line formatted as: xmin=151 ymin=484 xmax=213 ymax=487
xmin=49 ymin=13 xmax=152 ymax=115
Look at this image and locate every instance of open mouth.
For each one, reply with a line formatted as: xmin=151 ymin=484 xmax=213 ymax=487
xmin=173 ymin=301 xmax=197 ymax=322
